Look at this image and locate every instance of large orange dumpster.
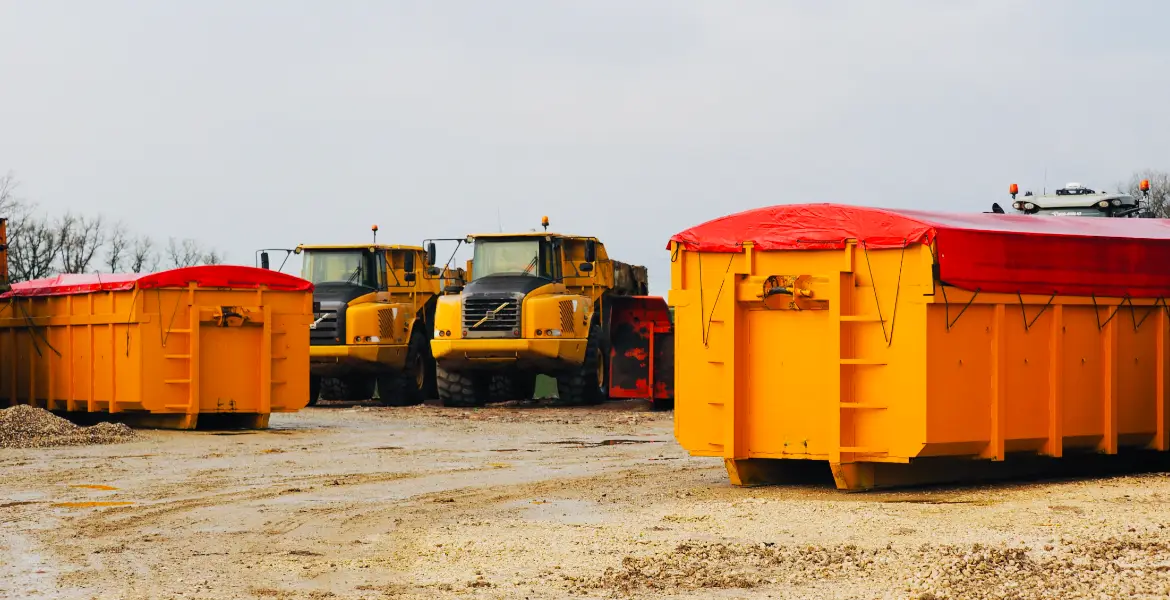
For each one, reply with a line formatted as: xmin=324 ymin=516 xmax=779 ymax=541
xmin=0 ymin=265 xmax=313 ymax=429
xmin=668 ymin=204 xmax=1170 ymax=490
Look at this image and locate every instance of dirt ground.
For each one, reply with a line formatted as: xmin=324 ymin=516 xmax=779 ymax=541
xmin=4 ymin=400 xmax=1170 ymax=600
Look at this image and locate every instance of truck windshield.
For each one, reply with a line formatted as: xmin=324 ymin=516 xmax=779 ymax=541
xmin=472 ymin=239 xmax=551 ymax=279
xmin=301 ymin=250 xmax=380 ymax=288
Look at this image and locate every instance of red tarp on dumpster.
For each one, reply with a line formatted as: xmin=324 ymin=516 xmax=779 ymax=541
xmin=3 ymin=265 xmax=313 ymax=297
xmin=668 ymin=203 xmax=1170 ymax=298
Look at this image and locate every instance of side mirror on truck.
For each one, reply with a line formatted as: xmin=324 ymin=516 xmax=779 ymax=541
xmin=426 ymin=242 xmax=437 ymax=267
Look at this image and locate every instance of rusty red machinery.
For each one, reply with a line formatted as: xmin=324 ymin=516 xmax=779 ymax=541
xmin=606 ymin=296 xmax=673 ymax=409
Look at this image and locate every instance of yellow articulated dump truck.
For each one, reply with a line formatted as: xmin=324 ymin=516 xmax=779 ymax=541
xmin=429 ymin=217 xmax=674 ymax=408
xmin=293 ymin=233 xmax=465 ymax=406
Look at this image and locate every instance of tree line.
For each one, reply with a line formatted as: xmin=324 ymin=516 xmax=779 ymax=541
xmin=1120 ymin=169 xmax=1170 ymax=218
xmin=0 ymin=172 xmax=222 ymax=283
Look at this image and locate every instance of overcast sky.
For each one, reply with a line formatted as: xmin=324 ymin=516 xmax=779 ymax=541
xmin=1 ymin=1 xmax=1167 ymax=293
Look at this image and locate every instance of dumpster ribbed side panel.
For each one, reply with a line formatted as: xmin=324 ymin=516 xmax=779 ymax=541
xmin=0 ymin=276 xmax=311 ymax=429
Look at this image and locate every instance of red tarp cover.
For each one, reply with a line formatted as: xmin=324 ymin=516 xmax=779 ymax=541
xmin=3 ymin=265 xmax=313 ymax=297
xmin=669 ymin=203 xmax=1170 ymax=298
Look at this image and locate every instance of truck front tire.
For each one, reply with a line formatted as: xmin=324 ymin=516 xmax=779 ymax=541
xmin=437 ymin=365 xmax=488 ymax=408
xmin=555 ymin=323 xmax=605 ymax=406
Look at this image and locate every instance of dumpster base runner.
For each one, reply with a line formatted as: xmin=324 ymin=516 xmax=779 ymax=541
xmin=59 ymin=411 xmax=271 ymax=431
xmin=726 ymin=452 xmax=1170 ymax=492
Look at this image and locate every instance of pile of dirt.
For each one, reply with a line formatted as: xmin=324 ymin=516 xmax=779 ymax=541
xmin=0 ymin=405 xmax=137 ymax=449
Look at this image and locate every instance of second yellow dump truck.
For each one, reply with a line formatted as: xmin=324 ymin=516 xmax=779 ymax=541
xmin=293 ymin=237 xmax=464 ymax=405
xmin=429 ymin=217 xmax=674 ymax=408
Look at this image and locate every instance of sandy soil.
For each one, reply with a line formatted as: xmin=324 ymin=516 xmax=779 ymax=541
xmin=4 ymin=400 xmax=1170 ymax=600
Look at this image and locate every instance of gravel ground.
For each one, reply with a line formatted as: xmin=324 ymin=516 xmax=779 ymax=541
xmin=0 ymin=405 xmax=137 ymax=449
xmin=2 ymin=401 xmax=1170 ymax=599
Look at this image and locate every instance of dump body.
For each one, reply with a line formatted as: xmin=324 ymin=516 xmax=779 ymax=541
xmin=669 ymin=204 xmax=1170 ymax=490
xmin=0 ymin=266 xmax=313 ymax=429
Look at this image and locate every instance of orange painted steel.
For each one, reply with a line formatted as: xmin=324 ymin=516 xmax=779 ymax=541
xmin=0 ymin=271 xmax=312 ymax=429
xmin=669 ymin=239 xmax=1170 ymax=490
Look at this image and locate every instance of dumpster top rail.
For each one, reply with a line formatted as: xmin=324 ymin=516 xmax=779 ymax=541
xmin=669 ymin=203 xmax=1170 ymax=298
xmin=3 ymin=265 xmax=314 ymax=298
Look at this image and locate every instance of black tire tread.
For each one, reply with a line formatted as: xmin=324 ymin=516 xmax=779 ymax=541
xmin=556 ymin=323 xmax=604 ymax=406
xmin=436 ymin=365 xmax=487 ymax=407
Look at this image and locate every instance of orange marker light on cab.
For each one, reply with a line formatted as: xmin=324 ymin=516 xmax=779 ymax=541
xmin=1141 ymin=179 xmax=1151 ymax=192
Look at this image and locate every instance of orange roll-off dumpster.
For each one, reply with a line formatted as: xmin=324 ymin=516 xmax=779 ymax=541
xmin=0 ymin=265 xmax=313 ymax=429
xmin=668 ymin=204 xmax=1170 ymax=490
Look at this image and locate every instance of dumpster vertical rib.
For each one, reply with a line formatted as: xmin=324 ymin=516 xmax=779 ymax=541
xmin=1101 ymin=310 xmax=1119 ymax=454
xmin=8 ymin=326 xmax=16 ymax=406
xmin=108 ymin=319 xmax=117 ymax=413
xmin=1157 ymin=307 xmax=1169 ymax=451
xmin=87 ymin=294 xmax=96 ymax=413
xmin=1045 ymin=305 xmax=1064 ymax=457
xmin=66 ymin=296 xmax=75 ymax=412
xmin=28 ymin=305 xmax=37 ymax=408
xmin=987 ymin=303 xmax=1006 ymax=460
xmin=46 ymin=299 xmax=55 ymax=410
xmin=260 ymin=302 xmax=272 ymax=415
xmin=188 ymin=286 xmax=200 ymax=418
xmin=719 ymin=269 xmax=741 ymax=459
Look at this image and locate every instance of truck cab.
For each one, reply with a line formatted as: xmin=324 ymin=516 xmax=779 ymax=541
xmin=297 ymin=242 xmax=463 ymax=405
xmin=431 ymin=218 xmax=671 ymax=409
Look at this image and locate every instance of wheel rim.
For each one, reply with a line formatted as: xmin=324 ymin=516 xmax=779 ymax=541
xmin=413 ymin=356 xmax=425 ymax=390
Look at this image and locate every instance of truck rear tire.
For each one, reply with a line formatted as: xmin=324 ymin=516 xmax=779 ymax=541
xmin=488 ymin=372 xmax=538 ymax=402
xmin=437 ymin=365 xmax=488 ymax=408
xmin=377 ymin=327 xmax=431 ymax=406
xmin=309 ymin=376 xmax=322 ymax=406
xmin=343 ymin=376 xmax=376 ymax=401
xmin=555 ymin=323 xmax=605 ymax=406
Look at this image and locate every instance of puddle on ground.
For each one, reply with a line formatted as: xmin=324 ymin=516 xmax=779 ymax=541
xmin=878 ymin=498 xmax=980 ymax=505
xmin=372 ymin=446 xmax=404 ymax=450
xmin=51 ymin=502 xmax=134 ymax=508
xmin=0 ymin=501 xmax=43 ymax=509
xmin=541 ymin=439 xmax=666 ymax=448
xmin=69 ymin=485 xmax=119 ymax=491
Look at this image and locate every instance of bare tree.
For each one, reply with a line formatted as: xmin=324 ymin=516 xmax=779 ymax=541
xmin=0 ymin=171 xmax=20 ymax=216
xmin=202 ymin=249 xmax=223 ymax=265
xmin=56 ymin=212 xmax=106 ymax=274
xmin=9 ymin=207 xmax=60 ymax=282
xmin=104 ymin=222 xmax=130 ymax=272
xmin=130 ymin=235 xmax=158 ymax=273
xmin=167 ymin=237 xmax=211 ymax=268
xmin=1120 ymin=169 xmax=1170 ymax=218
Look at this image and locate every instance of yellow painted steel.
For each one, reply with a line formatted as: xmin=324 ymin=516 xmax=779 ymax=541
xmin=431 ymin=283 xmax=591 ymax=369
xmin=432 ymin=235 xmax=623 ymax=369
xmin=0 ymin=283 xmax=312 ymax=429
xmin=669 ymin=240 xmax=1170 ymax=490
xmin=305 ymin=245 xmax=464 ymax=380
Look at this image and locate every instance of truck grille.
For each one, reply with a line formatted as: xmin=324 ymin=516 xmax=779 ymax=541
xmin=310 ymin=307 xmax=341 ymax=345
xmin=463 ymin=296 xmax=520 ymax=333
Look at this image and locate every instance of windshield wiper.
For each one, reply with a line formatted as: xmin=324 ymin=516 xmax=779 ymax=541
xmin=344 ymin=265 xmax=367 ymax=286
xmin=522 ymin=255 xmax=539 ymax=275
